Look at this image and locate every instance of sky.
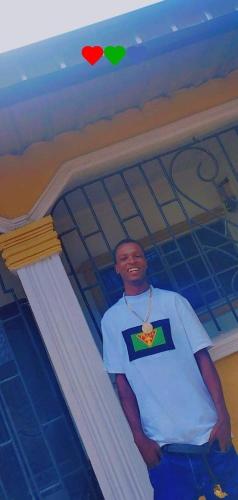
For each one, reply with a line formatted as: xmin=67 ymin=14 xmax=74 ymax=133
xmin=0 ymin=0 xmax=160 ymax=54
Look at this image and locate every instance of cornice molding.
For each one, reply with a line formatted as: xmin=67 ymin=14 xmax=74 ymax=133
xmin=1 ymin=97 xmax=238 ymax=233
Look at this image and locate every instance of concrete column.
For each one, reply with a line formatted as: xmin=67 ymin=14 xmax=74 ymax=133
xmin=0 ymin=216 xmax=152 ymax=500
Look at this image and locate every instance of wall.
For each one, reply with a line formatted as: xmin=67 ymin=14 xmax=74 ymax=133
xmin=215 ymin=352 xmax=238 ymax=450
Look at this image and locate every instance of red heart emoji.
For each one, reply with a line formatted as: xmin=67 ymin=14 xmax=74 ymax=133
xmin=81 ymin=46 xmax=103 ymax=65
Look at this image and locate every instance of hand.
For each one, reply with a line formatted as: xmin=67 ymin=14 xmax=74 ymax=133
xmin=209 ymin=412 xmax=232 ymax=451
xmin=134 ymin=433 xmax=162 ymax=467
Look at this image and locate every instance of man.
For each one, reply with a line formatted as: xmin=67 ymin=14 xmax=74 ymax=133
xmin=101 ymin=239 xmax=238 ymax=500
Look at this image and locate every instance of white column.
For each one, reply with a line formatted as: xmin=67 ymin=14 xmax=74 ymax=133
xmin=18 ymin=254 xmax=153 ymax=500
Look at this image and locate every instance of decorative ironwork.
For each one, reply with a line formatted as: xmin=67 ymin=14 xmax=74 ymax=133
xmin=0 ymin=262 xmax=103 ymax=499
xmin=52 ymin=125 xmax=238 ymax=340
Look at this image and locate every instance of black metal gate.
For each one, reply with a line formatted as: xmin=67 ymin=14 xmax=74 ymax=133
xmin=0 ymin=263 xmax=103 ymax=500
xmin=51 ymin=125 xmax=238 ymax=342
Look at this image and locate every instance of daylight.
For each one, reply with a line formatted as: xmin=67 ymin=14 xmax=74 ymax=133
xmin=0 ymin=0 xmax=160 ymax=54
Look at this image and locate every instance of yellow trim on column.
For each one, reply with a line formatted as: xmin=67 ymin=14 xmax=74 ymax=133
xmin=0 ymin=215 xmax=61 ymax=270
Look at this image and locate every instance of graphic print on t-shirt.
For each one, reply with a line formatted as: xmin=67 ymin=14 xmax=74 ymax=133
xmin=136 ymin=330 xmax=156 ymax=347
xmin=122 ymin=319 xmax=175 ymax=361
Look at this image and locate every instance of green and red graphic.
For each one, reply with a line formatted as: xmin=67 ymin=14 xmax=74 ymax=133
xmin=131 ymin=326 xmax=166 ymax=352
xmin=122 ymin=319 xmax=175 ymax=361
xmin=81 ymin=45 xmax=126 ymax=65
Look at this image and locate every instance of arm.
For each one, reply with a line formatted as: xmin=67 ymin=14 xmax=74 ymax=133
xmin=194 ymin=348 xmax=231 ymax=451
xmin=116 ymin=373 xmax=162 ymax=467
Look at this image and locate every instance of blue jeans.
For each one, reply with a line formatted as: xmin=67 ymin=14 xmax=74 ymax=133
xmin=148 ymin=441 xmax=238 ymax=499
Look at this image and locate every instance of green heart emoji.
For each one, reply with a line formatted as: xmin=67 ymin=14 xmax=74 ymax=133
xmin=104 ymin=46 xmax=126 ymax=65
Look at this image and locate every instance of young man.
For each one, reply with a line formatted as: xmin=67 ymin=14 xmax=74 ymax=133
xmin=101 ymin=239 xmax=238 ymax=500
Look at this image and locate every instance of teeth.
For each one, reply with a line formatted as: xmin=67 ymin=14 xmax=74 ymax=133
xmin=129 ymin=268 xmax=139 ymax=272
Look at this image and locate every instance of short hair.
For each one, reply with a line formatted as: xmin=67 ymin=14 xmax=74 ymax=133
xmin=113 ymin=238 xmax=145 ymax=263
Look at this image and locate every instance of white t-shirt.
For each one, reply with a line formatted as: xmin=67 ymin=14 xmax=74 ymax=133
xmin=101 ymin=287 xmax=218 ymax=447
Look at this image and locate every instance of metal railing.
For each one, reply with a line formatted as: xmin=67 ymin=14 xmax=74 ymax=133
xmin=52 ymin=124 xmax=238 ymax=339
xmin=0 ymin=268 xmax=103 ymax=499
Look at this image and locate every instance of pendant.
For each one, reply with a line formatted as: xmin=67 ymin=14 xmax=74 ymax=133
xmin=142 ymin=322 xmax=153 ymax=333
xmin=213 ymin=484 xmax=228 ymax=498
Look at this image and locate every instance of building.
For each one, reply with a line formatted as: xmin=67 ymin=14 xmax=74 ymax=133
xmin=0 ymin=1 xmax=238 ymax=498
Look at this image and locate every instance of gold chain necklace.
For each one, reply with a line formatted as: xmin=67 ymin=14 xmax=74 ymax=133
xmin=123 ymin=286 xmax=154 ymax=333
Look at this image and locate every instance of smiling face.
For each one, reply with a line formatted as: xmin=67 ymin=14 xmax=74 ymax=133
xmin=115 ymin=242 xmax=148 ymax=294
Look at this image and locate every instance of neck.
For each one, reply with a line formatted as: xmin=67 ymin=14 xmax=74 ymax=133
xmin=124 ymin=280 xmax=150 ymax=296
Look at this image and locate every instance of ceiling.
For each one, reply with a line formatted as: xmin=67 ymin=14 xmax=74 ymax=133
xmin=0 ymin=1 xmax=237 ymax=158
